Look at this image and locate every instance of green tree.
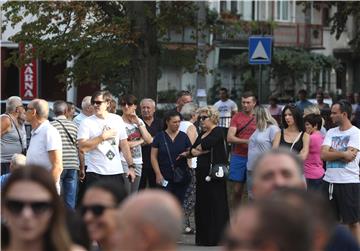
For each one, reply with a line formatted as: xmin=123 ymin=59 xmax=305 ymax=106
xmin=2 ymin=1 xmax=199 ymax=99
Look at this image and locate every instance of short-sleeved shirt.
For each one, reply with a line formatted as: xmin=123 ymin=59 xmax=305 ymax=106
xmin=152 ymin=131 xmax=191 ymax=181
xmin=51 ymin=116 xmax=79 ymax=170
xmin=304 ymin=131 xmax=324 ymax=179
xmin=141 ymin=117 xmax=162 ymax=169
xmin=322 ymin=126 xmax=360 ymax=183
xmin=230 ymin=112 xmax=256 ymax=157
xmin=213 ymin=99 xmax=238 ymax=128
xmin=77 ymin=113 xmax=127 ymax=175
xmin=120 ymin=119 xmax=145 ymax=165
xmin=247 ymin=125 xmax=279 ymax=171
xmin=26 ymin=120 xmax=62 ymax=170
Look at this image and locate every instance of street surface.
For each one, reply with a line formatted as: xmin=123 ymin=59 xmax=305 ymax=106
xmin=178 ymin=234 xmax=221 ymax=251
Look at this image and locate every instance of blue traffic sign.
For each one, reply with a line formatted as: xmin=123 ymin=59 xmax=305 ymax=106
xmin=249 ymin=36 xmax=272 ymax=64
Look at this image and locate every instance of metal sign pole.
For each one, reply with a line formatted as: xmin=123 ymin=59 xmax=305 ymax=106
xmin=258 ymin=64 xmax=262 ymax=104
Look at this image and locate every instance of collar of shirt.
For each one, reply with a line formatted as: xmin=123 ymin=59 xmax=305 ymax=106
xmin=54 ymin=115 xmax=67 ymax=120
xmin=31 ymin=120 xmax=50 ymax=136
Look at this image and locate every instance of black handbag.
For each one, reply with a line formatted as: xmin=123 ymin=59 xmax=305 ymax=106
xmin=206 ymin=138 xmax=229 ymax=182
xmin=162 ymin=132 xmax=190 ymax=184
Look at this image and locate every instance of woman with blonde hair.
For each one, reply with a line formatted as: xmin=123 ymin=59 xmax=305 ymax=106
xmin=247 ymin=106 xmax=280 ymax=198
xmin=185 ymin=106 xmax=229 ymax=246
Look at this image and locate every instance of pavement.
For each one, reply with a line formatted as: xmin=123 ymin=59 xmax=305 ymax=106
xmin=177 ymin=233 xmax=222 ymax=251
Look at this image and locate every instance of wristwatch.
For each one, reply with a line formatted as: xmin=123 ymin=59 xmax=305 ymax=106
xmin=128 ymin=164 xmax=135 ymax=169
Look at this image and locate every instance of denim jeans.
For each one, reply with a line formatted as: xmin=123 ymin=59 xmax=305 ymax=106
xmin=60 ymin=169 xmax=78 ymax=209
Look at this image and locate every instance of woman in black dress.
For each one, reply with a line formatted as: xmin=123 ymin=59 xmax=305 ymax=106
xmin=188 ymin=106 xmax=229 ymax=246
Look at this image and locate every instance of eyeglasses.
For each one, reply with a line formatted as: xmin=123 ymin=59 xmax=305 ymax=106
xmin=199 ymin=115 xmax=209 ymax=121
xmin=91 ymin=100 xmax=106 ymax=106
xmin=120 ymin=102 xmax=134 ymax=107
xmin=4 ymin=199 xmax=53 ymax=215
xmin=80 ymin=204 xmax=117 ymax=217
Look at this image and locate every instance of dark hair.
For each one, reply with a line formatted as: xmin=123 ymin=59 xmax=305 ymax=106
xmin=1 ymin=165 xmax=72 ymax=251
xmin=119 ymin=94 xmax=137 ymax=106
xmin=282 ymin=104 xmax=304 ymax=131
xmin=91 ymin=90 xmax=112 ymax=104
xmin=162 ymin=110 xmax=181 ymax=130
xmin=316 ymin=92 xmax=324 ymax=98
xmin=332 ymin=99 xmax=352 ymax=120
xmin=252 ymin=200 xmax=314 ymax=251
xmin=176 ymin=90 xmax=192 ymax=100
xmin=219 ymin=87 xmax=228 ymax=93
xmin=86 ymin=180 xmax=128 ymax=205
xmin=242 ymin=91 xmax=256 ymax=100
xmin=298 ymin=89 xmax=307 ymax=96
xmin=268 ymin=95 xmax=278 ymax=103
xmin=304 ymin=114 xmax=322 ymax=130
xmin=66 ymin=209 xmax=91 ymax=250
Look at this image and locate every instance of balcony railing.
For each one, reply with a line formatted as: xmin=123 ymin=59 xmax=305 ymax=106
xmin=213 ymin=21 xmax=323 ymax=49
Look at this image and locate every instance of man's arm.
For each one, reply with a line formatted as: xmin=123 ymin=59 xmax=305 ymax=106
xmin=78 ymin=128 xmax=117 ymax=153
xmin=48 ymin=149 xmax=63 ymax=182
xmin=227 ymin=126 xmax=249 ymax=144
xmin=0 ymin=116 xmax=11 ymax=136
xmin=78 ymin=150 xmax=85 ymax=181
xmin=119 ymin=138 xmax=135 ymax=182
xmin=321 ymin=145 xmax=357 ymax=162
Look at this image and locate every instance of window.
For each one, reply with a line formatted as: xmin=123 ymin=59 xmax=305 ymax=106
xmin=220 ymin=0 xmax=227 ymax=13
xmin=322 ymin=7 xmax=330 ymax=27
xmin=276 ymin=0 xmax=290 ymax=21
xmin=241 ymin=0 xmax=253 ymax=20
xmin=231 ymin=1 xmax=238 ymax=14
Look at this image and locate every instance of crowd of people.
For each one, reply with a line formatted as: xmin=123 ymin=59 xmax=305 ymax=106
xmin=1 ymin=88 xmax=360 ymax=251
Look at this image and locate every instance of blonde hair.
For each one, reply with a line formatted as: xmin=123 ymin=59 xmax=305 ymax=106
xmin=197 ymin=106 xmax=219 ymax=125
xmin=255 ymin=106 xmax=278 ymax=131
xmin=303 ymin=105 xmax=320 ymax=117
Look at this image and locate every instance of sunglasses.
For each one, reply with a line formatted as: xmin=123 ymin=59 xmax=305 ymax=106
xmin=199 ymin=115 xmax=209 ymax=121
xmin=80 ymin=204 xmax=117 ymax=217
xmin=120 ymin=102 xmax=134 ymax=107
xmin=91 ymin=100 xmax=106 ymax=106
xmin=4 ymin=199 xmax=53 ymax=215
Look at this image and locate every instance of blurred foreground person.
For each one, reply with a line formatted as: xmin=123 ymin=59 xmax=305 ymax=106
xmin=0 ymin=153 xmax=26 ymax=188
xmin=116 ymin=190 xmax=182 ymax=251
xmin=224 ymin=198 xmax=313 ymax=251
xmin=1 ymin=165 xmax=83 ymax=251
xmin=1 ymin=96 xmax=27 ymax=174
xmin=251 ymin=148 xmax=305 ymax=199
xmin=80 ymin=180 xmax=127 ymax=251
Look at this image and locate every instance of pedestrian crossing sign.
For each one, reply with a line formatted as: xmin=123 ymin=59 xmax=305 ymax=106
xmin=248 ymin=36 xmax=272 ymax=65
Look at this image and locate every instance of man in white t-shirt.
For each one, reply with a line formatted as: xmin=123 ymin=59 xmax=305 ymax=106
xmin=78 ymin=91 xmax=135 ymax=189
xmin=25 ymin=99 xmax=63 ymax=193
xmin=321 ymin=100 xmax=360 ymax=242
xmin=213 ymin=88 xmax=238 ymax=128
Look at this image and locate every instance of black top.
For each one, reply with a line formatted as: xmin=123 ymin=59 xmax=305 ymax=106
xmin=141 ymin=117 xmax=163 ymax=169
xmin=279 ymin=129 xmax=304 ymax=153
xmin=192 ymin=127 xmax=227 ymax=178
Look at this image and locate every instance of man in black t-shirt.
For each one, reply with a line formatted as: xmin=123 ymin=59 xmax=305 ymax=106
xmin=139 ymin=98 xmax=163 ymax=189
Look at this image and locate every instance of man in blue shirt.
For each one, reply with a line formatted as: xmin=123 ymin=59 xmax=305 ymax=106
xmin=296 ymin=89 xmax=313 ymax=113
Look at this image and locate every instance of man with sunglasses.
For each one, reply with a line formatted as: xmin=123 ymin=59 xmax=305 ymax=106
xmin=1 ymin=96 xmax=27 ymax=174
xmin=321 ymin=100 xmax=360 ymax=243
xmin=77 ymin=90 xmax=135 ymax=190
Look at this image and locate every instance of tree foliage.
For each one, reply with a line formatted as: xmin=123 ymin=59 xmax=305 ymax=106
xmin=2 ymin=1 xmax=200 ymax=98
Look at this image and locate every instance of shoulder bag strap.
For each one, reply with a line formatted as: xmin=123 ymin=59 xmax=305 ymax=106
xmin=236 ymin=116 xmax=255 ymax=135
xmin=56 ymin=119 xmax=76 ymax=145
xmin=290 ymin=132 xmax=302 ymax=151
xmin=162 ymin=132 xmax=174 ymax=168
xmin=6 ymin=113 xmax=24 ymax=150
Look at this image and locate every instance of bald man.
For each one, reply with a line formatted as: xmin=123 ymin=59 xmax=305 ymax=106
xmin=116 ymin=190 xmax=183 ymax=251
xmin=251 ymin=148 xmax=306 ymax=199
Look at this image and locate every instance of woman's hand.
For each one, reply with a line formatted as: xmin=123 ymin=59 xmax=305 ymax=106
xmin=156 ymin=173 xmax=164 ymax=185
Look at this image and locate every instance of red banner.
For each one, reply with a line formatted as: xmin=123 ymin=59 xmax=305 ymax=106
xmin=19 ymin=43 xmax=38 ymax=100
